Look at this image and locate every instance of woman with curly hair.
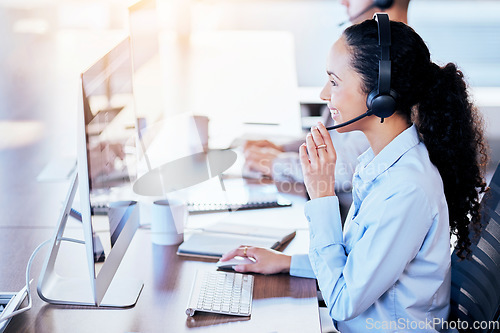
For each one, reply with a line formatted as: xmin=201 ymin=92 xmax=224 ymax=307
xmin=221 ymin=16 xmax=488 ymax=332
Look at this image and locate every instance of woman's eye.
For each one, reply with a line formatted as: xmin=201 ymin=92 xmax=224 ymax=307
xmin=330 ymin=80 xmax=337 ymax=87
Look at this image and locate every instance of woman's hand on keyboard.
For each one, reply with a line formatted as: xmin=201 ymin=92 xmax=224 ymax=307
xmin=221 ymin=246 xmax=291 ymax=275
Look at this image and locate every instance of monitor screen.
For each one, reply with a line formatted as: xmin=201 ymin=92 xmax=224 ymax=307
xmin=79 ymin=36 xmax=141 ymax=288
xmin=82 ymin=39 xmax=137 ymax=191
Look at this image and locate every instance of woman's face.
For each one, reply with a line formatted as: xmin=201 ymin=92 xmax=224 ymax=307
xmin=320 ymin=37 xmax=368 ymax=133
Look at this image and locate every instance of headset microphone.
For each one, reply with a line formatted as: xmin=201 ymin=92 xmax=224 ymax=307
xmin=325 ymin=110 xmax=373 ymax=131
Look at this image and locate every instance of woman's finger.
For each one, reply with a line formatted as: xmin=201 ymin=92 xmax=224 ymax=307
xmin=220 ymin=245 xmax=251 ymax=261
xmin=305 ymin=133 xmax=318 ymax=165
xmin=311 ymin=126 xmax=325 ymax=146
xmin=299 ymin=143 xmax=309 ymax=170
xmin=317 ymin=122 xmax=336 ymax=155
xmin=234 ymin=263 xmax=257 ymax=273
xmin=311 ymin=126 xmax=328 ymax=158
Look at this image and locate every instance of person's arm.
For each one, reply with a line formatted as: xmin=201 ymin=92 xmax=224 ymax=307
xmin=271 ymin=152 xmax=304 ymax=183
xmin=243 ymin=145 xmax=282 ymax=177
xmin=290 ymin=254 xmax=316 ymax=278
xmin=220 ymin=248 xmax=316 ymax=278
xmin=242 ymin=139 xmax=308 ymax=179
xmin=305 ymin=185 xmax=434 ymax=321
xmin=244 ymin=139 xmax=283 ymax=152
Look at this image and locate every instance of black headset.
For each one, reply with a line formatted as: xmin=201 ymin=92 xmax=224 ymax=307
xmin=366 ymin=13 xmax=398 ymax=122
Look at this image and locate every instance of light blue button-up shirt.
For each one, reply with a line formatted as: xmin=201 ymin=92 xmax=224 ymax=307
xmin=290 ymin=124 xmax=451 ymax=332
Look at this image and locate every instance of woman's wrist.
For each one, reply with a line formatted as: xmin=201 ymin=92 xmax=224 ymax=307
xmin=280 ymin=254 xmax=292 ymax=274
xmin=309 ymin=189 xmax=337 ymax=200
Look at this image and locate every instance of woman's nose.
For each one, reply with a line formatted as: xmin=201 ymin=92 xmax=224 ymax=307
xmin=320 ymin=82 xmax=330 ymax=101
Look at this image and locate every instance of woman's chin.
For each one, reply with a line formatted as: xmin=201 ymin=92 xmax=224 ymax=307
xmin=331 ymin=117 xmax=342 ymax=127
xmin=332 ymin=118 xmax=355 ymax=133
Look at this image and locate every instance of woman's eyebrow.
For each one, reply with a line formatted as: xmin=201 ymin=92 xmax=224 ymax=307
xmin=327 ymin=71 xmax=342 ymax=81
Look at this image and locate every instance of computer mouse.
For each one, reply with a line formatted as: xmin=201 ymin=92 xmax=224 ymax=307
xmin=216 ymin=256 xmax=256 ymax=270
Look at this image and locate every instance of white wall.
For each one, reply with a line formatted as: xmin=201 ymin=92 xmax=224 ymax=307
xmin=189 ymin=0 xmax=500 ymax=88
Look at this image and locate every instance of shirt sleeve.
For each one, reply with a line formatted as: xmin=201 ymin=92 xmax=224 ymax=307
xmin=290 ymin=254 xmax=316 ymax=279
xmin=305 ymin=185 xmax=434 ymax=321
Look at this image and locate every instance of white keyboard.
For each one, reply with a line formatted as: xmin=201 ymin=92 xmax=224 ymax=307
xmin=186 ymin=270 xmax=254 ymax=317
xmin=186 ymin=198 xmax=291 ymax=214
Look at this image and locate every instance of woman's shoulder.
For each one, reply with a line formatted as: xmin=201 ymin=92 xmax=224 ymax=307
xmin=383 ymin=142 xmax=444 ymax=197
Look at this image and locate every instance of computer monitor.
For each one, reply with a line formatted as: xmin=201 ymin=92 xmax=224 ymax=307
xmin=38 ymin=36 xmax=143 ymax=307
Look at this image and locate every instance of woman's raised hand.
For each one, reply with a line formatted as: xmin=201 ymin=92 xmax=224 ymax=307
xmin=299 ymin=122 xmax=337 ymax=200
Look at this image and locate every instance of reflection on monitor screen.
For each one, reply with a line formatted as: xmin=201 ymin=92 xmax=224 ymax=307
xmin=82 ymin=40 xmax=137 ymax=192
xmin=81 ymin=37 xmax=139 ymax=277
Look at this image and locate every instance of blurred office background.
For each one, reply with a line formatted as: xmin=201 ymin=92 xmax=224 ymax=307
xmin=0 ymin=0 xmax=499 ymax=182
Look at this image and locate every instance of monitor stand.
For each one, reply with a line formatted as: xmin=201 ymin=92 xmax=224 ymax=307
xmin=37 ymin=173 xmax=143 ymax=307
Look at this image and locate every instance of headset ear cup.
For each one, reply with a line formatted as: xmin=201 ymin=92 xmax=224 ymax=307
xmin=368 ymin=91 xmax=397 ymax=119
xmin=366 ymin=89 xmax=397 ymax=119
xmin=366 ymin=89 xmax=378 ymax=110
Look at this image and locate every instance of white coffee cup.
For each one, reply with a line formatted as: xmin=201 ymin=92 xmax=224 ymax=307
xmin=151 ymin=199 xmax=187 ymax=245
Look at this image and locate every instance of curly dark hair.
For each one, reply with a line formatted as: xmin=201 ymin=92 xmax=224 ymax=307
xmin=343 ymin=20 xmax=488 ymax=259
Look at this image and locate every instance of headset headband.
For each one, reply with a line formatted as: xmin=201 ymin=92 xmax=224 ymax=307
xmin=374 ymin=13 xmax=391 ymax=96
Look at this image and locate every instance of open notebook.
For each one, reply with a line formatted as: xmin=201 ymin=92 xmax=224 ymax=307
xmin=177 ymin=222 xmax=296 ymax=259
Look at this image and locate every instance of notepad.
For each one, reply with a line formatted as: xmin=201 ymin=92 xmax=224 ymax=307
xmin=177 ymin=222 xmax=296 ymax=259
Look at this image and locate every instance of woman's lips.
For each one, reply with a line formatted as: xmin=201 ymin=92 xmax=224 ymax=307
xmin=329 ymin=107 xmax=340 ymax=119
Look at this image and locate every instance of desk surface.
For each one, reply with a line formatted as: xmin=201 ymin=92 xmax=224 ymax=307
xmin=1 ymin=214 xmax=320 ymax=333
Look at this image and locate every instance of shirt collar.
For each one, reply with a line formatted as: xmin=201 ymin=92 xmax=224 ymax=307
xmin=356 ymin=124 xmax=421 ymax=183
